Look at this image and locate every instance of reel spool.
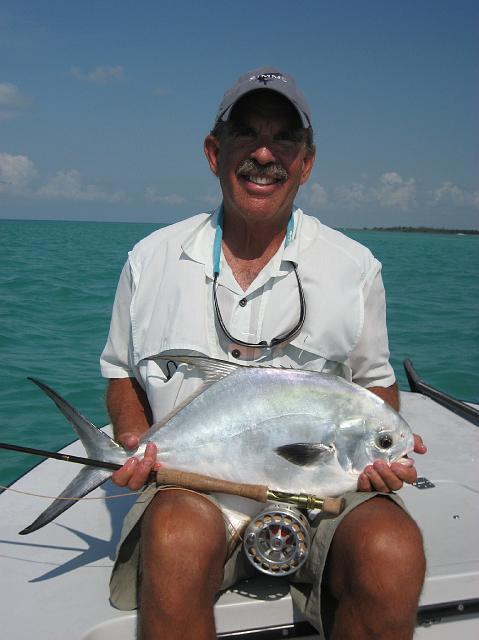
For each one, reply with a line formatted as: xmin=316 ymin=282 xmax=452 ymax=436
xmin=243 ymin=503 xmax=311 ymax=576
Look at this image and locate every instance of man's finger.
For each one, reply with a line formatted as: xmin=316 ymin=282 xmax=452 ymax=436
xmin=357 ymin=472 xmax=373 ymax=492
xmin=390 ymin=461 xmax=418 ymax=485
xmin=365 ymin=465 xmax=391 ymax=493
xmin=371 ymin=461 xmax=403 ymax=492
xmin=118 ymin=433 xmax=140 ymax=451
xmin=112 ymin=456 xmax=139 ymax=487
xmin=127 ymin=443 xmax=158 ymax=490
xmin=413 ymin=434 xmax=427 ymax=454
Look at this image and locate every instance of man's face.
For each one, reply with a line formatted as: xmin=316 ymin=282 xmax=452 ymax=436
xmin=204 ymin=92 xmax=315 ymax=228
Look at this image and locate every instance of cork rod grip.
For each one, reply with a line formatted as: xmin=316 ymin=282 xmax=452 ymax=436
xmin=322 ymin=496 xmax=345 ymax=516
xmin=155 ymin=468 xmax=269 ymax=502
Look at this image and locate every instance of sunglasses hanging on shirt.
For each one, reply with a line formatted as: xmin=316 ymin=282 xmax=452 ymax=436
xmin=212 ymin=210 xmax=306 ymax=349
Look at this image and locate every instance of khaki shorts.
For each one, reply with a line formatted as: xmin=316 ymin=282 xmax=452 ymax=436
xmin=110 ymin=485 xmax=406 ymax=638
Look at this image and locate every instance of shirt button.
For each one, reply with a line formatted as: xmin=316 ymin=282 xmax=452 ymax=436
xmin=239 ymin=298 xmax=247 ymax=307
xmin=232 ymin=349 xmax=241 ymax=359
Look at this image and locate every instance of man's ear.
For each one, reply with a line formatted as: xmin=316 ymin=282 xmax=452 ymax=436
xmin=204 ymin=134 xmax=221 ymax=176
xmin=300 ymin=146 xmax=316 ymax=185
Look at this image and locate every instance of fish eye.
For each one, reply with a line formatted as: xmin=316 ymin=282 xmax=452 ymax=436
xmin=376 ymin=432 xmax=394 ymax=449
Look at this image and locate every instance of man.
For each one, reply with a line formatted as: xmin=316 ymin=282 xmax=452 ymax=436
xmin=101 ymin=67 xmax=427 ymax=640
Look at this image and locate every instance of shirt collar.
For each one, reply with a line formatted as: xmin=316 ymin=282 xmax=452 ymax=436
xmin=181 ymin=204 xmax=312 ymax=280
xmin=181 ymin=205 xmax=221 ymax=280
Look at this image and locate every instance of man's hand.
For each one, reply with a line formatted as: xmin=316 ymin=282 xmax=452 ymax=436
xmin=357 ymin=434 xmax=427 ymax=493
xmin=107 ymin=378 xmax=158 ymax=490
xmin=111 ymin=440 xmax=159 ymax=491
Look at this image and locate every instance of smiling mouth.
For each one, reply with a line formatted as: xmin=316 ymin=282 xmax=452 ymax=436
xmin=241 ymin=174 xmax=283 ymax=186
xmin=237 ymin=159 xmax=288 ymax=187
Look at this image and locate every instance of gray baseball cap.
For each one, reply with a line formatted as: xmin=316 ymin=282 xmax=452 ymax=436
xmin=215 ymin=66 xmax=312 ymax=129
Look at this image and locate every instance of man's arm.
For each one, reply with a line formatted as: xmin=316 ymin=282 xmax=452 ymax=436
xmin=108 ymin=377 xmax=153 ymax=446
xmin=346 ymin=266 xmax=427 ymax=492
xmin=107 ymin=377 xmax=159 ymax=490
xmin=368 ymin=381 xmax=400 ymax=411
xmin=358 ymin=382 xmax=427 ymax=492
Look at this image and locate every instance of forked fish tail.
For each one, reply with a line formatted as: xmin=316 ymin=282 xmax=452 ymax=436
xmin=19 ymin=379 xmax=126 ymax=535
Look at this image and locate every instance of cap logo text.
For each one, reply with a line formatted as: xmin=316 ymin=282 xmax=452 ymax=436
xmin=250 ymin=73 xmax=287 ymax=86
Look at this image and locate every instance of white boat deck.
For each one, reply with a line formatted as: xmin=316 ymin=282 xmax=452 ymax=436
xmin=1 ymin=391 xmax=478 ymax=639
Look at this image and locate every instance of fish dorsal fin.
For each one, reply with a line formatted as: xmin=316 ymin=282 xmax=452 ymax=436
xmin=149 ymin=354 xmax=241 ymax=383
xmin=275 ymin=442 xmax=335 ymax=467
xmin=142 ymin=354 xmax=241 ymax=435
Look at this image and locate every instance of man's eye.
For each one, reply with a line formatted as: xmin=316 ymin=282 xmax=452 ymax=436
xmin=280 ymin=128 xmax=305 ymax=140
xmin=276 ymin=132 xmax=295 ymax=142
xmin=233 ymin=127 xmax=255 ymax=139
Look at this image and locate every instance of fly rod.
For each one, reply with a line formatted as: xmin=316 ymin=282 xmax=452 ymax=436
xmin=0 ymin=441 xmax=345 ymax=515
xmin=0 ymin=441 xmax=121 ymax=471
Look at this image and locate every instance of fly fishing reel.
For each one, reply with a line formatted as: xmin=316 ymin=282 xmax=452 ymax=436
xmin=243 ymin=504 xmax=311 ymax=576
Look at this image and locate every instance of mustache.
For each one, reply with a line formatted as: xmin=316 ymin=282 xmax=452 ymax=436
xmin=237 ymin=158 xmax=288 ymax=181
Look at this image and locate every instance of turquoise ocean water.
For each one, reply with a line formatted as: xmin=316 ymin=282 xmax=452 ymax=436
xmin=0 ymin=219 xmax=478 ymax=487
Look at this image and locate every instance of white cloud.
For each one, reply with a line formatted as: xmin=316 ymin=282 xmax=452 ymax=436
xmin=303 ymin=182 xmax=328 ymax=209
xmin=432 ymin=181 xmax=479 ymax=209
xmin=303 ymin=173 xmax=478 ymax=222
xmin=335 ymin=182 xmax=368 ymax=208
xmin=70 ymin=66 xmax=124 ymax=84
xmin=373 ymin=172 xmax=416 ymax=209
xmin=201 ymin=194 xmax=220 ymax=206
xmin=0 ymin=82 xmax=31 ymax=108
xmin=308 ymin=182 xmax=328 ymax=209
xmin=0 ymin=152 xmax=37 ymax=193
xmin=38 ymin=169 xmax=126 ymax=203
xmin=146 ymin=187 xmax=185 ymax=205
xmin=0 ymin=82 xmax=31 ymax=122
xmin=334 ymin=172 xmax=416 ymax=209
xmin=0 ymin=157 xmax=126 ymax=203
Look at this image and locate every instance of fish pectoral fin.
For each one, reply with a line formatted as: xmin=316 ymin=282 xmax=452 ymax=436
xmin=274 ymin=443 xmax=335 ymax=466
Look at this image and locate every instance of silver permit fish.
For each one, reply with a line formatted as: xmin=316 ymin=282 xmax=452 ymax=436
xmin=20 ymin=355 xmax=414 ymax=534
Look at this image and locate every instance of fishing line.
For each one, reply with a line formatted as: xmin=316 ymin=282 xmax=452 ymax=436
xmin=0 ymin=484 xmax=244 ymax=544
xmin=0 ymin=483 xmax=224 ymax=501
xmin=0 ymin=484 xmax=241 ymax=540
xmin=0 ymin=485 xmax=143 ymax=500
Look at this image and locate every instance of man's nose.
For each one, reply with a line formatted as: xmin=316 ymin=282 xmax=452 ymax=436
xmin=250 ymin=140 xmax=276 ymax=165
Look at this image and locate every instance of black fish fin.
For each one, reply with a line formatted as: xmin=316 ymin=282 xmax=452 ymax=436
xmin=28 ymin=377 xmax=122 ymax=459
xmin=19 ymin=466 xmax=111 ymax=535
xmin=275 ymin=442 xmax=335 ymax=466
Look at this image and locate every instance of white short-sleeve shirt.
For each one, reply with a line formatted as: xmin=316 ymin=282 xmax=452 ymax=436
xmin=100 ymin=206 xmax=395 ymax=422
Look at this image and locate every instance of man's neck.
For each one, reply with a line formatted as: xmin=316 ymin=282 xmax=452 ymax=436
xmin=221 ymin=211 xmax=289 ymax=291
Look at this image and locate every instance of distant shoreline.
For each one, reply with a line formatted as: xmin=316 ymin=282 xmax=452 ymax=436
xmin=1 ymin=219 xmax=478 ymax=235
xmin=355 ymin=226 xmax=479 ymax=235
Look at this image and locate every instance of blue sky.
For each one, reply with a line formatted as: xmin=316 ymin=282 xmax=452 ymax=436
xmin=0 ymin=0 xmax=477 ymax=228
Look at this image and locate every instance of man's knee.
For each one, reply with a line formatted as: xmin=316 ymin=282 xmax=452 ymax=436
xmin=141 ymin=489 xmax=227 ymax=582
xmin=327 ymin=496 xmax=426 ymax=603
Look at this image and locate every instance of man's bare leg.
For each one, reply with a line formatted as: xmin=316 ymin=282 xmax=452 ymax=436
xmin=325 ymin=496 xmax=426 ymax=640
xmin=139 ymin=489 xmax=227 ymax=640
